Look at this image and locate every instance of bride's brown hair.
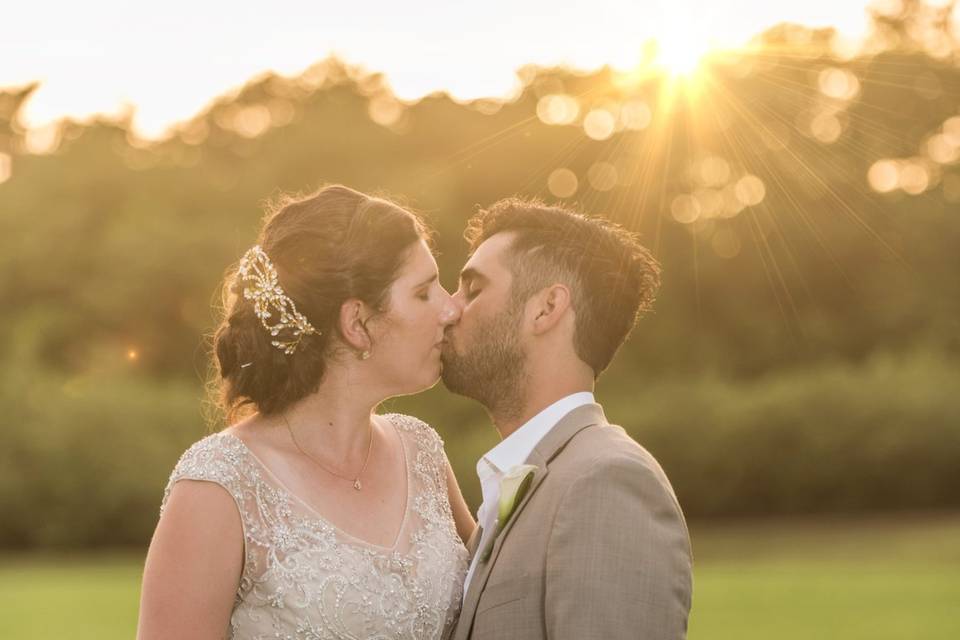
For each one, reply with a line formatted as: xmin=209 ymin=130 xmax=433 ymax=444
xmin=209 ymin=185 xmax=431 ymax=424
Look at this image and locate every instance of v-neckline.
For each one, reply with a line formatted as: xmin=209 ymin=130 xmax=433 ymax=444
xmin=223 ymin=413 xmax=413 ymax=553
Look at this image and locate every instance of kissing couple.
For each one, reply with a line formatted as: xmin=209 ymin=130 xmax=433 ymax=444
xmin=138 ymin=184 xmax=693 ymax=639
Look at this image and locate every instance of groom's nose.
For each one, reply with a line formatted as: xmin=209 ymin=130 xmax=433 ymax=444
xmin=448 ymin=285 xmax=467 ymax=309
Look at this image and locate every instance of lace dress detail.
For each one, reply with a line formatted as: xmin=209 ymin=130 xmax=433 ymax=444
xmin=161 ymin=413 xmax=469 ymax=640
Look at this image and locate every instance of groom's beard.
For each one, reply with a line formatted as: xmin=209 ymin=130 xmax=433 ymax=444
xmin=441 ymin=305 xmax=526 ymax=420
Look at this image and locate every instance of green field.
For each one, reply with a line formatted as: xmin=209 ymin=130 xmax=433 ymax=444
xmin=2 ymin=514 xmax=958 ymax=639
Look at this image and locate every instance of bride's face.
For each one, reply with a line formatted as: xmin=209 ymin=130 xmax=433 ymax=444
xmin=370 ymin=240 xmax=459 ymax=395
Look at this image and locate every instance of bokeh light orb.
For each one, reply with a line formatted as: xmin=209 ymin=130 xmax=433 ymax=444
xmin=583 ymin=109 xmax=616 ymax=140
xmin=868 ymin=160 xmax=900 ymax=193
xmin=548 ymin=168 xmax=578 ymax=198
xmin=671 ymin=194 xmax=701 ymax=223
xmin=900 ymin=161 xmax=931 ymax=195
xmin=536 ymin=94 xmax=580 ymax=126
xmin=620 ymin=100 xmax=652 ymax=131
xmin=818 ymin=68 xmax=860 ymax=101
xmin=368 ymin=96 xmax=404 ymax=127
xmin=699 ymin=156 xmax=731 ymax=187
xmin=735 ymin=175 xmax=766 ymax=206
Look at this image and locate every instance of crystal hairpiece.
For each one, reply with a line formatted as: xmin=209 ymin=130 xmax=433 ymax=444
xmin=237 ymin=245 xmax=319 ymax=355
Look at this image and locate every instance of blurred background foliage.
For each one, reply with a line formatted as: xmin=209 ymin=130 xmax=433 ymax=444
xmin=1 ymin=3 xmax=959 ymax=549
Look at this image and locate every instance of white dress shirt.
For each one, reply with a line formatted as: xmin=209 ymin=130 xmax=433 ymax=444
xmin=462 ymin=391 xmax=595 ymax=594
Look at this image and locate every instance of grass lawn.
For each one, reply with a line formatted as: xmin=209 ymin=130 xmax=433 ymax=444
xmin=1 ymin=513 xmax=958 ymax=639
xmin=688 ymin=513 xmax=960 ymax=639
xmin=0 ymin=555 xmax=141 ymax=639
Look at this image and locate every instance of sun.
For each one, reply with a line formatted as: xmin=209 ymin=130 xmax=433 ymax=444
xmin=656 ymin=37 xmax=712 ymax=76
xmin=654 ymin=29 xmax=714 ymax=77
xmin=652 ymin=5 xmax=717 ymax=78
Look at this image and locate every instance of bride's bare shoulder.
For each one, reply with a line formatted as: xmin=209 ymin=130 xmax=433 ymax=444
xmin=221 ymin=413 xmax=273 ymax=444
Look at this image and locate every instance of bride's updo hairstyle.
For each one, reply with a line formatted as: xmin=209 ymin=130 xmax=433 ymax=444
xmin=211 ymin=185 xmax=431 ymax=423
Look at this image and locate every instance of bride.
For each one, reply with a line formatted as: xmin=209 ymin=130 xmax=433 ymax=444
xmin=137 ymin=185 xmax=475 ymax=639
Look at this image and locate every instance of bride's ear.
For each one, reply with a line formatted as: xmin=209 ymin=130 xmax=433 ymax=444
xmin=529 ymin=284 xmax=572 ymax=336
xmin=339 ymin=299 xmax=373 ymax=352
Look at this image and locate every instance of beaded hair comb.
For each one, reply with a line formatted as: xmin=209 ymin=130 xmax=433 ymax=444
xmin=237 ymin=245 xmax=319 ymax=355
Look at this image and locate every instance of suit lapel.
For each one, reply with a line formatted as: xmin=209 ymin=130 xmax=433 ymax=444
xmin=455 ymin=403 xmax=608 ymax=638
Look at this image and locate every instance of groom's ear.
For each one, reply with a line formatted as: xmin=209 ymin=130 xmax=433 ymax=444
xmin=529 ymin=283 xmax=572 ymax=336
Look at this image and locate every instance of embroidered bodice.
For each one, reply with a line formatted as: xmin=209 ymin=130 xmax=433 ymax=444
xmin=161 ymin=413 xmax=469 ymax=639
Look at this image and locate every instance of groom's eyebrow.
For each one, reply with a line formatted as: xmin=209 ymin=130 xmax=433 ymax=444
xmin=458 ymin=267 xmax=488 ymax=286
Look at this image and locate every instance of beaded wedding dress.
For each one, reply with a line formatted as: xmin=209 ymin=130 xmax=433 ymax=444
xmin=161 ymin=413 xmax=469 ymax=639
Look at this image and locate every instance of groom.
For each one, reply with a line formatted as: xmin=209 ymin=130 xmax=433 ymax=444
xmin=441 ymin=198 xmax=692 ymax=639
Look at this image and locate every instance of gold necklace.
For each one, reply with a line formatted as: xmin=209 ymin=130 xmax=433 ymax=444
xmin=282 ymin=413 xmax=374 ymax=491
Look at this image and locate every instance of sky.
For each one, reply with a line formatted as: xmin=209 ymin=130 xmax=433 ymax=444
xmin=2 ymin=0 xmax=882 ymax=138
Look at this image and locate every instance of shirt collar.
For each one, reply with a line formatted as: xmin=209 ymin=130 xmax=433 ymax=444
xmin=481 ymin=391 xmax=595 ymax=475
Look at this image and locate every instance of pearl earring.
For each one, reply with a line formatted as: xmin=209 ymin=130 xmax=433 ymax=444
xmin=359 ymin=350 xmax=371 ymax=360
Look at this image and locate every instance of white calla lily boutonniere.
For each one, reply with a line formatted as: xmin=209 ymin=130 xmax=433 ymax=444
xmin=480 ymin=464 xmax=538 ymax=563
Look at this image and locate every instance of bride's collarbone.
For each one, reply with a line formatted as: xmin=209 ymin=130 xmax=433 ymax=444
xmin=299 ymin=468 xmax=410 ymax=549
xmin=256 ymin=436 xmax=410 ymax=546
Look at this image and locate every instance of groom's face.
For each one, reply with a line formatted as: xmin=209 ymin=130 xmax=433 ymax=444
xmin=440 ymin=232 xmax=527 ymax=412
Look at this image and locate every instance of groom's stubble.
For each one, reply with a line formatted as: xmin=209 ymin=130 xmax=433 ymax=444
xmin=440 ymin=300 xmax=527 ymax=422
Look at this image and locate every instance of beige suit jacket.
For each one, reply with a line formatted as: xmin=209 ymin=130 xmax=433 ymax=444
xmin=452 ymin=403 xmax=692 ymax=640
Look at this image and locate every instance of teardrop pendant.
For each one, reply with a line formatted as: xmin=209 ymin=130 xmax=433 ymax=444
xmin=353 ymin=479 xmax=362 ymax=491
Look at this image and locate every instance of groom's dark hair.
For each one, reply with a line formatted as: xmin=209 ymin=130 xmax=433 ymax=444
xmin=464 ymin=197 xmax=661 ymax=378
